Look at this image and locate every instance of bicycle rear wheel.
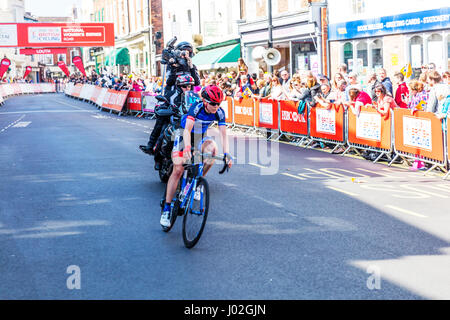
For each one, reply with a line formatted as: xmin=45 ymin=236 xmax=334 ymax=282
xmin=182 ymin=177 xmax=209 ymax=248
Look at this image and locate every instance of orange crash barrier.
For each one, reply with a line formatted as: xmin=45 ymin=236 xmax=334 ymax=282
xmin=309 ymin=103 xmax=345 ymax=143
xmin=393 ymin=108 xmax=445 ymax=164
xmin=347 ymin=105 xmax=392 ymax=151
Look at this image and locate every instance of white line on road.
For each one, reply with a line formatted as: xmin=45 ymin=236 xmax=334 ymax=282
xmin=385 ymin=205 xmax=427 ymax=218
xmin=0 ymin=115 xmax=25 ymax=133
xmin=281 ymin=172 xmax=307 ymax=180
xmin=12 ymin=121 xmax=32 ymax=128
xmin=326 ymin=186 xmax=358 ymax=197
xmin=0 ymin=110 xmax=92 ymax=114
xmin=249 ymin=162 xmax=269 ymax=169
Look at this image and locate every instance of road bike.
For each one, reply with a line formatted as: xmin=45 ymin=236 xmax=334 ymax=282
xmin=160 ymin=152 xmax=230 ymax=248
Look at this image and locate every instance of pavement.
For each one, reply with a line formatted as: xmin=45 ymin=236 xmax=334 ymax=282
xmin=0 ymin=93 xmax=450 ymax=299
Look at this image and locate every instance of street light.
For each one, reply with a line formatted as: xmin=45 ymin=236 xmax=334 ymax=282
xmin=267 ymin=0 xmax=273 ymax=74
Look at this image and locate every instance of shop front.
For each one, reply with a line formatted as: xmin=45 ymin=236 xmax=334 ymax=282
xmin=238 ymin=6 xmax=326 ymax=77
xmin=328 ymin=7 xmax=450 ymax=79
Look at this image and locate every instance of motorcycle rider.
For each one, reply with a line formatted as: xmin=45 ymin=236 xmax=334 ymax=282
xmin=139 ymin=74 xmax=196 ymax=170
xmin=165 ymin=42 xmax=201 ymax=90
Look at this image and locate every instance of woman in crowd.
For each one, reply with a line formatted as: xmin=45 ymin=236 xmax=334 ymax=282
xmin=374 ymin=83 xmax=397 ymax=120
xmin=343 ymin=86 xmax=372 ymax=116
xmin=268 ymin=76 xmax=285 ymax=100
xmin=331 ymin=73 xmax=345 ymax=91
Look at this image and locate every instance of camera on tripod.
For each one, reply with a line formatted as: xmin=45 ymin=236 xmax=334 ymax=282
xmin=161 ymin=37 xmax=190 ymax=71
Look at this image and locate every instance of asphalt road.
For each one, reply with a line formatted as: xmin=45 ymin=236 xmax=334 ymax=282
xmin=1 ymin=93 xmax=450 ymax=300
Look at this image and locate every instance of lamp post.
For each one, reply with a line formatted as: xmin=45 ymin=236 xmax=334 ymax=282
xmin=267 ymin=0 xmax=273 ymax=74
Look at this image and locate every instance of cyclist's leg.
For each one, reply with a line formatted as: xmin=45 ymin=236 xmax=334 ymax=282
xmin=200 ymin=138 xmax=218 ymax=176
xmin=165 ymin=130 xmax=186 ymax=204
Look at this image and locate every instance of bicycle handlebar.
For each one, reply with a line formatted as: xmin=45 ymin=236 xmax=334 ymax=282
xmin=190 ymin=151 xmax=232 ymax=174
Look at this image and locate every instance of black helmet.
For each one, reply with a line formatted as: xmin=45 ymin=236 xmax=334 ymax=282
xmin=176 ymin=41 xmax=194 ymax=57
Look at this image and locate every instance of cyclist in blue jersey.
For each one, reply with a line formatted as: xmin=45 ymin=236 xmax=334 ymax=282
xmin=160 ymin=85 xmax=233 ymax=228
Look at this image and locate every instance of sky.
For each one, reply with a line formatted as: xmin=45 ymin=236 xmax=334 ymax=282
xmin=24 ymin=0 xmax=82 ymax=17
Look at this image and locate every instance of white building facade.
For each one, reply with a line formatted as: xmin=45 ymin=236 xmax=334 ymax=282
xmin=328 ymin=0 xmax=450 ymax=80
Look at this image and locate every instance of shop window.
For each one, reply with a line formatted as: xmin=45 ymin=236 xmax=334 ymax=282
xmin=447 ymin=34 xmax=450 ymax=71
xmin=343 ymin=42 xmax=353 ymax=69
xmin=409 ymin=36 xmax=423 ymax=69
xmin=357 ymin=41 xmax=368 ymax=68
xmin=352 ymin=0 xmax=365 ymax=14
xmin=427 ymin=33 xmax=443 ymax=71
xmin=371 ymin=39 xmax=383 ymax=69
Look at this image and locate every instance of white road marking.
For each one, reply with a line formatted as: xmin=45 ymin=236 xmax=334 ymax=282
xmin=0 ymin=115 xmax=25 ymax=133
xmin=326 ymin=186 xmax=358 ymax=197
xmin=249 ymin=162 xmax=268 ymax=169
xmin=281 ymin=172 xmax=307 ymax=180
xmin=12 ymin=121 xmax=31 ymax=128
xmin=385 ymin=205 xmax=427 ymax=218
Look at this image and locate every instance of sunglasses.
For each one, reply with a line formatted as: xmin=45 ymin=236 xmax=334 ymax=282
xmin=208 ymin=101 xmax=220 ymax=106
xmin=181 ymin=85 xmax=191 ymax=88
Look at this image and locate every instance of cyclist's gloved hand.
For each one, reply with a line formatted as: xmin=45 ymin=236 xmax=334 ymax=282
xmin=224 ymin=153 xmax=233 ymax=169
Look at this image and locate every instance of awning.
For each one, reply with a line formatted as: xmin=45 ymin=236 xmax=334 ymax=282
xmin=192 ymin=43 xmax=240 ymax=70
xmin=105 ymin=47 xmax=130 ymax=66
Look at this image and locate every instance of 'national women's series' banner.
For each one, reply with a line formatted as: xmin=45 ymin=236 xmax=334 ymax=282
xmin=0 ymin=23 xmax=115 ymax=48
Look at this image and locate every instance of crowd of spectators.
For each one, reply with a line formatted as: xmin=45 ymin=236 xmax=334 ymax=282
xmin=63 ymin=60 xmax=450 ymax=170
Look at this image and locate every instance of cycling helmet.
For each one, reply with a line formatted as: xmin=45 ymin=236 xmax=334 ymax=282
xmin=176 ymin=74 xmax=194 ymax=86
xmin=176 ymin=41 xmax=194 ymax=57
xmin=201 ymin=85 xmax=224 ymax=104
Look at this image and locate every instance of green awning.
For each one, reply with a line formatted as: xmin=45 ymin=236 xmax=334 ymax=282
xmin=105 ymin=47 xmax=130 ymax=66
xmin=192 ymin=43 xmax=240 ymax=70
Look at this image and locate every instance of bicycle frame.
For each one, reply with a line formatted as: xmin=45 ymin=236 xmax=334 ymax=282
xmin=172 ymin=161 xmax=205 ymax=216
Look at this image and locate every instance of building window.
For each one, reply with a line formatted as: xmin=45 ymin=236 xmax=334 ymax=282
xmin=187 ymin=10 xmax=192 ymax=24
xmin=427 ymin=33 xmax=443 ymax=71
xmin=409 ymin=35 xmax=424 ymax=69
xmin=343 ymin=42 xmax=353 ymax=69
xmin=447 ymin=34 xmax=450 ymax=71
xmin=371 ymin=39 xmax=383 ymax=69
xmin=352 ymin=0 xmax=365 ymax=14
xmin=357 ymin=41 xmax=368 ymax=68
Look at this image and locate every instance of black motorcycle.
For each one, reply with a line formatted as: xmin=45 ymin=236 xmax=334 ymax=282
xmin=151 ymin=95 xmax=184 ymax=183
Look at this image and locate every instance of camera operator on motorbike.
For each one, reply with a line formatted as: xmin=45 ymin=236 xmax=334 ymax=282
xmin=139 ymin=74 xmax=196 ymax=170
xmin=139 ymin=39 xmax=199 ymax=159
xmin=165 ymin=41 xmax=201 ymax=89
xmin=160 ymin=85 xmax=233 ymax=228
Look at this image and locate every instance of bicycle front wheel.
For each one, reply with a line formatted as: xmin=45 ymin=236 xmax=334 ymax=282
xmin=182 ymin=177 xmax=209 ymax=248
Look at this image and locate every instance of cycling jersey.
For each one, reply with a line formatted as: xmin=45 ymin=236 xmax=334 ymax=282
xmin=180 ymin=102 xmax=226 ymax=134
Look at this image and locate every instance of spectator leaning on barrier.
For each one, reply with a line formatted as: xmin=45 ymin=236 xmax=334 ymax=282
xmin=344 ymin=86 xmax=372 ymax=117
xmin=296 ymin=72 xmax=321 ymax=107
xmin=314 ymin=82 xmax=333 ymax=110
xmin=328 ymin=79 xmax=348 ymax=107
xmin=374 ymin=83 xmax=398 ymax=120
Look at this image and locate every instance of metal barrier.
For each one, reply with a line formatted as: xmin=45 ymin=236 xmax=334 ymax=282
xmin=305 ymin=103 xmax=346 ymax=153
xmin=344 ymin=105 xmax=394 ymax=163
xmin=390 ymin=108 xmax=447 ymax=173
